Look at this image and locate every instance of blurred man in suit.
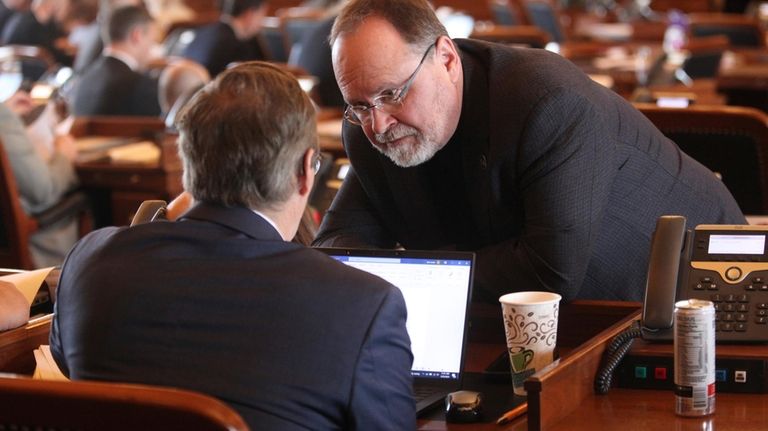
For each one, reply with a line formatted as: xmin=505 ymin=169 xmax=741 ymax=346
xmin=71 ymin=5 xmax=161 ymax=116
xmin=313 ymin=0 xmax=746 ymax=303
xmin=51 ymin=61 xmax=415 ymax=430
xmin=1 ymin=0 xmax=74 ymax=78
xmin=0 ymin=0 xmax=30 ymax=35
xmin=180 ymin=0 xmax=267 ymax=77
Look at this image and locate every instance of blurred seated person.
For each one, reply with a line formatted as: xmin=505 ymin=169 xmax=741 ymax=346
xmin=1 ymin=0 xmax=75 ymax=72
xmin=71 ymin=0 xmax=144 ymax=74
xmin=1 ymin=90 xmax=80 ymax=268
xmin=180 ymin=0 xmax=268 ymax=77
xmin=50 ymin=61 xmax=415 ymax=429
xmin=144 ymin=0 xmax=194 ymax=38
xmin=157 ymin=58 xmax=209 ymax=116
xmin=71 ymin=5 xmax=161 ymax=117
xmin=0 ymin=0 xmax=30 ymax=35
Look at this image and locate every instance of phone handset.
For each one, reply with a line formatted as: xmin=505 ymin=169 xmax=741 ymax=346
xmin=130 ymin=200 xmax=168 ymax=226
xmin=641 ymin=215 xmax=688 ymax=340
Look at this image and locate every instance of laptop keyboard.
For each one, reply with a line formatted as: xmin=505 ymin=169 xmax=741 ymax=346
xmin=414 ymin=385 xmax=444 ymax=402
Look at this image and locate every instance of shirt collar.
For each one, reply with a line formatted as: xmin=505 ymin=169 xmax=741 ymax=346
xmin=251 ymin=209 xmax=281 ymax=237
xmin=104 ymin=48 xmax=139 ymax=71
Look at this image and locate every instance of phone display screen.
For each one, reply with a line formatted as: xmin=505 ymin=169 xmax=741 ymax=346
xmin=708 ymin=235 xmax=766 ymax=255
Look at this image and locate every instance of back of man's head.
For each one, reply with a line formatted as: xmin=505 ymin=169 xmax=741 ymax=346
xmin=176 ymin=62 xmax=317 ymax=211
xmin=219 ymin=0 xmax=265 ymax=18
xmin=103 ymin=4 xmax=151 ymax=45
xmin=330 ymin=0 xmax=446 ymax=52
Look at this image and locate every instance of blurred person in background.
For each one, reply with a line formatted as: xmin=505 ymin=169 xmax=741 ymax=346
xmin=71 ymin=4 xmax=161 ymax=116
xmin=0 ymin=88 xmax=80 ymax=268
xmin=180 ymin=0 xmax=268 ymax=77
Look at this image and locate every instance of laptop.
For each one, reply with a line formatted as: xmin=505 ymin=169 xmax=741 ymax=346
xmin=316 ymin=247 xmax=475 ymax=414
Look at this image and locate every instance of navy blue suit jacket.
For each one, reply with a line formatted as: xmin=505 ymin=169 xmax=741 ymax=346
xmin=314 ymin=39 xmax=745 ymax=302
xmin=51 ymin=203 xmax=415 ymax=430
xmin=181 ymin=22 xmax=264 ymax=77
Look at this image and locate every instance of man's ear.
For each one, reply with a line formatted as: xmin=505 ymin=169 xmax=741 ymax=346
xmin=297 ymin=148 xmax=315 ymax=197
xmin=128 ymin=25 xmax=143 ymax=45
xmin=435 ymin=35 xmax=461 ymax=83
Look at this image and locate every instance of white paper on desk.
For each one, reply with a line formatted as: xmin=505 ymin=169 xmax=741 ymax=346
xmin=0 ymin=267 xmax=55 ymax=305
xmin=107 ymin=140 xmax=161 ymax=164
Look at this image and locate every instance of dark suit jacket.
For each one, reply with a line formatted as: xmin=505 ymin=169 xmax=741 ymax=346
xmin=314 ymin=38 xmax=745 ymax=302
xmin=181 ymin=22 xmax=263 ymax=77
xmin=50 ymin=203 xmax=415 ymax=430
xmin=0 ymin=11 xmax=71 ymax=79
xmin=72 ymin=56 xmax=161 ymax=117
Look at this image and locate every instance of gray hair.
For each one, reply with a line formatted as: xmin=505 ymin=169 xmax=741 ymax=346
xmin=330 ymin=0 xmax=447 ymax=53
xmin=175 ymin=62 xmax=317 ymax=210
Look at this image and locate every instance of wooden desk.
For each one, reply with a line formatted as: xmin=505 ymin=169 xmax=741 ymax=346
xmin=0 ymin=314 xmax=52 ymax=375
xmin=718 ymin=49 xmax=768 ymax=112
xmin=420 ymin=300 xmax=768 ymax=430
xmin=418 ymin=301 xmax=642 ymax=430
xmin=532 ymin=389 xmax=767 ymax=430
xmin=70 ymin=117 xmax=182 ymax=226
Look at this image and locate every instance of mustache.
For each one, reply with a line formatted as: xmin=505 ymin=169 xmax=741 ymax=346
xmin=374 ymin=124 xmax=418 ymax=144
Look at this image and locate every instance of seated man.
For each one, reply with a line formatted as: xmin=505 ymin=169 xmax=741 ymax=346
xmin=51 ymin=61 xmax=416 ymax=429
xmin=0 ymin=90 xmax=80 ymax=268
xmin=71 ymin=5 xmax=161 ymax=117
xmin=1 ymin=0 xmax=73 ymax=77
xmin=180 ymin=0 xmax=268 ymax=77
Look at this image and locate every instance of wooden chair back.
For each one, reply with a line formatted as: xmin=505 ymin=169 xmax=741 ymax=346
xmin=636 ymin=103 xmax=768 ymax=215
xmin=0 ymin=137 xmax=39 ymax=269
xmin=0 ymin=375 xmax=250 ymax=431
xmin=688 ymin=12 xmax=766 ymax=47
xmin=471 ymin=24 xmax=551 ymax=48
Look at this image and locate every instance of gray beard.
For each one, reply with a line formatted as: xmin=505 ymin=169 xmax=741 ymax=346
xmin=374 ymin=124 xmax=440 ymax=167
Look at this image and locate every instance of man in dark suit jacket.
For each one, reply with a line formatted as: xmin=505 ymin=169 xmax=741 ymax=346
xmin=71 ymin=5 xmax=160 ymax=117
xmin=1 ymin=0 xmax=70 ymax=79
xmin=50 ymin=61 xmax=415 ymax=430
xmin=181 ymin=0 xmax=267 ymax=77
xmin=313 ymin=0 xmax=746 ymax=303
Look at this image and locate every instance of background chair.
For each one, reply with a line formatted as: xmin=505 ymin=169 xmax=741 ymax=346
xmin=0 ymin=375 xmax=250 ymax=431
xmin=0 ymin=138 xmax=92 ymax=269
xmin=470 ymin=24 xmax=551 ymax=48
xmin=688 ymin=12 xmax=766 ymax=47
xmin=636 ymin=103 xmax=768 ymax=215
xmin=680 ymin=34 xmax=730 ymax=79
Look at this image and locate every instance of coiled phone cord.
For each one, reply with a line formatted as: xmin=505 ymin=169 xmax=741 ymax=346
xmin=594 ymin=320 xmax=643 ymax=395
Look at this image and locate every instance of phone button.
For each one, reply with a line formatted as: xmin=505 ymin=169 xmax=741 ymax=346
xmin=726 ymin=266 xmax=742 ymax=281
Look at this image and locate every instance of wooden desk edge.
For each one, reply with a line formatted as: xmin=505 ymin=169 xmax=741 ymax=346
xmin=525 ymin=308 xmax=641 ymax=431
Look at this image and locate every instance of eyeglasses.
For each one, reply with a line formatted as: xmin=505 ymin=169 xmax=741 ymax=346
xmin=312 ymin=152 xmax=323 ymax=173
xmin=343 ymin=42 xmax=436 ymax=126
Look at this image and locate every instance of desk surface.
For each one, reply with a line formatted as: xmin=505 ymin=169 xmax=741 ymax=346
xmin=419 ymin=301 xmax=768 ymax=430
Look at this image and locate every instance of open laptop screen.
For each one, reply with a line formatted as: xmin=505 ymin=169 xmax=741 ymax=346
xmin=317 ymin=248 xmax=474 ymax=380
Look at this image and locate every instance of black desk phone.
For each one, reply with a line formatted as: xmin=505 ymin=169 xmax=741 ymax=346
xmin=641 ymin=215 xmax=768 ymax=343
